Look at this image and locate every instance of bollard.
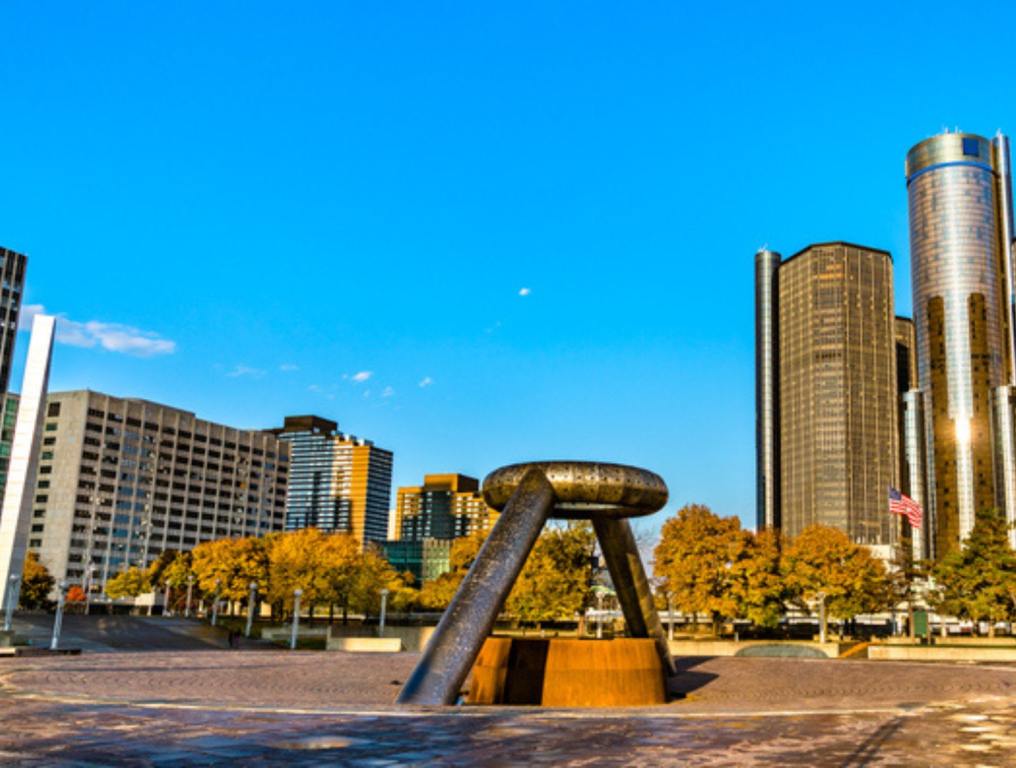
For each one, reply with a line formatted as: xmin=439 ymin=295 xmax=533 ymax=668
xmin=290 ymin=589 xmax=303 ymax=650
xmin=185 ymin=574 xmax=194 ymax=618
xmin=245 ymin=581 xmax=258 ymax=638
xmin=379 ymin=588 xmax=389 ymax=638
xmin=4 ymin=575 xmax=20 ymax=632
xmin=50 ymin=580 xmax=68 ymax=651
xmin=211 ymin=579 xmax=221 ymax=627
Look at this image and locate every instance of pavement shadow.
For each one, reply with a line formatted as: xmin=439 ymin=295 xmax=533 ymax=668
xmin=669 ymin=656 xmax=719 ymax=698
xmin=839 ymin=716 xmax=905 ymax=767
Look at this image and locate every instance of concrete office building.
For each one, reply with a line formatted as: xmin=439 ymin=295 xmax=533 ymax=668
xmin=27 ymin=390 xmax=289 ymax=592
xmin=906 ymin=131 xmax=1016 ymax=554
xmin=273 ymin=416 xmax=393 ymax=547
xmin=756 ymin=242 xmax=902 ymax=545
xmin=392 ymin=473 xmax=498 ymax=542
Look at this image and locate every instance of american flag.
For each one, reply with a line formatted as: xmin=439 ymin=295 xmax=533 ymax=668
xmin=888 ymin=486 xmax=922 ymax=528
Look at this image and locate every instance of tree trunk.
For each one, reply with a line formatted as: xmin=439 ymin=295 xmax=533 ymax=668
xmin=329 ymin=604 xmax=334 ymax=625
xmin=342 ymin=603 xmax=348 ymax=625
xmin=989 ymin=622 xmax=996 ymax=638
xmin=907 ymin=601 xmax=915 ymax=640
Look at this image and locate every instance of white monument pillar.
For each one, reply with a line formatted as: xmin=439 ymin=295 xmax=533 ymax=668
xmin=0 ymin=314 xmax=56 ymax=613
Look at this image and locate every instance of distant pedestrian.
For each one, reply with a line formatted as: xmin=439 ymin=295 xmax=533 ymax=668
xmin=228 ymin=629 xmax=240 ymax=649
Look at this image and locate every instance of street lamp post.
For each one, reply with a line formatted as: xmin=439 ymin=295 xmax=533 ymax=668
xmin=379 ymin=588 xmax=389 ymax=638
xmin=245 ymin=581 xmax=258 ymax=638
xmin=290 ymin=589 xmax=302 ymax=650
xmin=667 ymin=593 xmax=675 ymax=642
xmin=50 ymin=580 xmax=68 ymax=651
xmin=84 ymin=564 xmax=97 ymax=616
xmin=4 ymin=575 xmax=20 ymax=632
xmin=185 ymin=574 xmax=194 ymax=618
xmin=816 ymin=591 xmax=828 ymax=644
xmin=211 ymin=579 xmax=222 ymax=627
xmin=164 ymin=581 xmax=172 ymax=617
xmin=596 ymin=591 xmax=605 ymax=639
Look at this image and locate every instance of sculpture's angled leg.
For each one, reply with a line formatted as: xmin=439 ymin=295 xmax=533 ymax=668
xmin=397 ymin=468 xmax=555 ymax=705
xmin=593 ymin=516 xmax=676 ymax=676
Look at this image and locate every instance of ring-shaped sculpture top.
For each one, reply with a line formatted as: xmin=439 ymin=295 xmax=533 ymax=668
xmin=482 ymin=461 xmax=668 ymax=519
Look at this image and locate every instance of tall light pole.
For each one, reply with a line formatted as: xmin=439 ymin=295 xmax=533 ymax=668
xmin=164 ymin=580 xmax=172 ymax=617
xmin=816 ymin=591 xmax=828 ymax=644
xmin=245 ymin=581 xmax=258 ymax=638
xmin=3 ymin=575 xmax=20 ymax=632
xmin=185 ymin=574 xmax=194 ymax=618
xmin=211 ymin=578 xmax=222 ymax=627
xmin=50 ymin=580 xmax=68 ymax=651
xmin=290 ymin=589 xmax=303 ymax=650
xmin=667 ymin=593 xmax=675 ymax=642
xmin=84 ymin=564 xmax=96 ymax=616
xmin=379 ymin=588 xmax=389 ymax=638
xmin=596 ymin=591 xmax=605 ymax=639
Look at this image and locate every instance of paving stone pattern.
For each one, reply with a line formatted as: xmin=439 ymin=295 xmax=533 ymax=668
xmin=1 ymin=651 xmax=1016 ymax=765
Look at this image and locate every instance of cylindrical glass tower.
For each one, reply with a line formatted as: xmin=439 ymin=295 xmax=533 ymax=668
xmin=755 ymin=248 xmax=781 ymax=532
xmin=906 ymin=132 xmax=1013 ymax=556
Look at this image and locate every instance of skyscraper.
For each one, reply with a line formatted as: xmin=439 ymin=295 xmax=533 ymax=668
xmin=392 ymin=473 xmax=499 ymax=542
xmin=755 ymin=242 xmax=901 ymax=545
xmin=0 ymin=248 xmax=27 ymax=397
xmin=273 ymin=415 xmax=393 ymax=547
xmin=905 ymin=131 xmax=1016 ymax=555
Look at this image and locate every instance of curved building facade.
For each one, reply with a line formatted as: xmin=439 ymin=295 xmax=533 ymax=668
xmin=906 ymin=132 xmax=1015 ymax=555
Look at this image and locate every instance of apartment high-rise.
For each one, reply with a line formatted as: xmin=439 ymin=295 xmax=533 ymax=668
xmin=906 ymin=131 xmax=1016 ymax=555
xmin=28 ymin=390 xmax=289 ymax=592
xmin=392 ymin=473 xmax=499 ymax=542
xmin=273 ymin=415 xmax=393 ymax=547
xmin=756 ymin=242 xmax=902 ymax=545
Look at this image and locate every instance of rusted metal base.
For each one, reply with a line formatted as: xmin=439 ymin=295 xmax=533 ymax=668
xmin=469 ymin=637 xmax=666 ymax=707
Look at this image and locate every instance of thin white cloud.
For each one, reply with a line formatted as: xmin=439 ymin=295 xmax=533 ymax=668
xmin=381 ymin=386 xmax=394 ymax=398
xmin=226 ymin=365 xmax=266 ymax=379
xmin=418 ymin=376 xmax=433 ymax=388
xmin=518 ymin=287 xmax=531 ymax=297
xmin=351 ymin=370 xmax=373 ymax=383
xmin=279 ymin=363 xmax=299 ymax=372
xmin=21 ymin=304 xmax=176 ymax=357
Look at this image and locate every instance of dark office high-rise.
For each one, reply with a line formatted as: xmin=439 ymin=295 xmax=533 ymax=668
xmin=756 ymin=242 xmax=902 ymax=546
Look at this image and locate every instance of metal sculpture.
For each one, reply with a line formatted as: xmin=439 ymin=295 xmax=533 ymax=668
xmin=397 ymin=461 xmax=675 ymax=706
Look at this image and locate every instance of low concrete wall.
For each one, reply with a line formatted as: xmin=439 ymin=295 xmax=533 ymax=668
xmin=932 ymin=637 xmax=1016 ymax=647
xmin=668 ymin=639 xmax=851 ymax=658
xmin=327 ymin=636 xmax=403 ymax=653
xmin=328 ymin=625 xmax=436 ymax=652
xmin=260 ymin=626 xmax=330 ymax=642
xmin=869 ymin=644 xmax=1016 ymax=662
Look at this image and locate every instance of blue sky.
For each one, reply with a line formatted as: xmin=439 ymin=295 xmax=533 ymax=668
xmin=2 ymin=2 xmax=1015 ymax=537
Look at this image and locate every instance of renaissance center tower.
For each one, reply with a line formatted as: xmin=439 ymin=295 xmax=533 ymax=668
xmin=906 ymin=131 xmax=1016 ymax=555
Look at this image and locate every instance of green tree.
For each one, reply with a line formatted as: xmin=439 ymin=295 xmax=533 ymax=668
xmin=19 ymin=552 xmax=55 ymax=610
xmin=192 ymin=537 xmax=269 ymax=611
xmin=505 ymin=522 xmax=595 ymax=628
xmin=729 ymin=528 xmax=784 ymax=629
xmin=105 ymin=566 xmax=151 ymax=600
xmin=653 ymin=504 xmax=745 ymax=634
xmin=781 ymin=525 xmax=888 ymax=638
xmin=930 ymin=508 xmax=1016 ymax=636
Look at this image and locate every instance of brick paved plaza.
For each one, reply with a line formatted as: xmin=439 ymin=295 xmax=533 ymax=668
xmin=2 ymin=650 xmax=1016 ymax=765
